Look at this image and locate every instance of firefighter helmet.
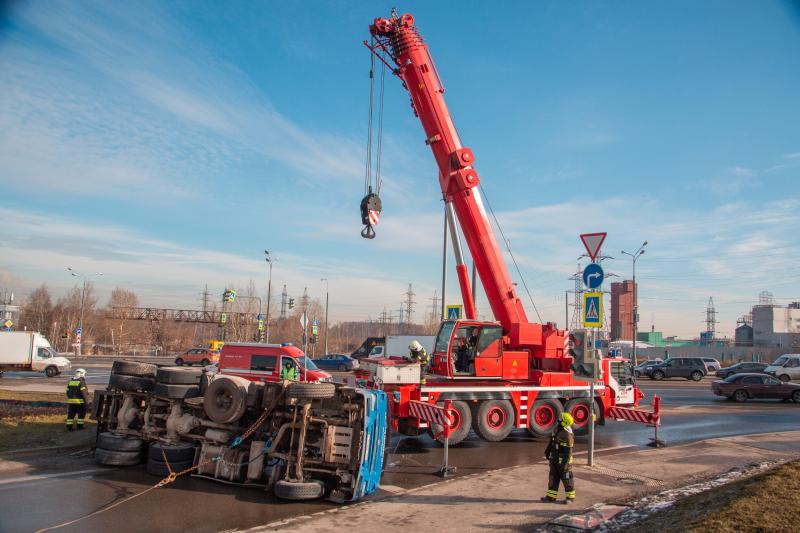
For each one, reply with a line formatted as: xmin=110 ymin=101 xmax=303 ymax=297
xmin=561 ymin=412 xmax=574 ymax=427
xmin=408 ymin=340 xmax=423 ymax=353
xmin=73 ymin=368 xmax=87 ymax=379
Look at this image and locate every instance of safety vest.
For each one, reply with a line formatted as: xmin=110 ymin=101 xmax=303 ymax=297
xmin=66 ymin=377 xmax=88 ymax=404
xmin=547 ymin=425 xmax=574 ymax=468
xmin=281 ymin=366 xmax=298 ymax=381
xmin=410 ymin=348 xmax=429 ymax=365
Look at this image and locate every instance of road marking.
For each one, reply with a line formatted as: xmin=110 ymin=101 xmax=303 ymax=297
xmin=0 ymin=468 xmax=108 ymax=488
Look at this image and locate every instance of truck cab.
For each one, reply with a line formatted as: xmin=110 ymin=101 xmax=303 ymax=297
xmin=431 ymin=320 xmax=523 ymax=380
xmin=218 ymin=342 xmax=331 ymax=383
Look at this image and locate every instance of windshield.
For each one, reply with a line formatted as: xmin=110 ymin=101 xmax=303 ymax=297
xmin=773 ymin=356 xmax=788 ymax=367
xmin=435 ymin=321 xmax=456 ymax=352
xmin=298 ymin=356 xmax=319 ymax=371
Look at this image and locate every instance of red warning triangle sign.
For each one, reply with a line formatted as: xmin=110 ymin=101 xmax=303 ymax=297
xmin=580 ymin=232 xmax=607 ymax=262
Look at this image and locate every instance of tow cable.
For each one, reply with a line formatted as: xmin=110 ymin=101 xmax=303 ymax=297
xmin=360 ymin=36 xmax=385 ymax=239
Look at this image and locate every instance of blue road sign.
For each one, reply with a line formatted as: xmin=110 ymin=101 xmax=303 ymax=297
xmin=76 ymin=327 xmax=82 ymax=335
xmin=582 ymin=292 xmax=603 ymax=328
xmin=257 ymin=313 xmax=264 ymax=321
xmin=582 ymin=263 xmax=604 ymax=290
xmin=446 ymin=305 xmax=463 ymax=320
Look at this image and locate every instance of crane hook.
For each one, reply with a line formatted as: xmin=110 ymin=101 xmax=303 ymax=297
xmin=360 ymin=191 xmax=382 ymax=239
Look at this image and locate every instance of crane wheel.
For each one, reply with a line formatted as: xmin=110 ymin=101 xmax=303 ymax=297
xmin=564 ymin=398 xmax=597 ymax=437
xmin=429 ymin=400 xmax=471 ymax=445
xmin=527 ymin=398 xmax=563 ymax=438
xmin=473 ymin=400 xmax=514 ymax=442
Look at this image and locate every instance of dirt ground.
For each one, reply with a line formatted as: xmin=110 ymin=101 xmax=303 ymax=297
xmin=625 ymin=460 xmax=800 ymax=533
xmin=0 ymin=393 xmax=96 ymax=452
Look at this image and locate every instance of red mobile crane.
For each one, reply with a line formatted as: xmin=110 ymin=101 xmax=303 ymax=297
xmin=364 ymin=12 xmax=641 ymax=444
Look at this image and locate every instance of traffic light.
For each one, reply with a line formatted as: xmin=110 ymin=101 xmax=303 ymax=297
xmin=288 ymin=298 xmax=295 ymax=309
xmin=219 ymin=312 xmax=228 ymax=325
xmin=568 ymin=329 xmax=595 ymax=380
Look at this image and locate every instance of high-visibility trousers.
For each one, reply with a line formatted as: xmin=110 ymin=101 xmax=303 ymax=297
xmin=546 ymin=463 xmax=575 ymax=500
xmin=66 ymin=403 xmax=87 ymax=427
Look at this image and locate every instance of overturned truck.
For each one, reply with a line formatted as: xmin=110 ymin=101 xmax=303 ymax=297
xmin=92 ymin=361 xmax=386 ymax=502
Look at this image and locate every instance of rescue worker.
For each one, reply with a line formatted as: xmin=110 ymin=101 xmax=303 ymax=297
xmin=280 ymin=361 xmax=298 ymax=381
xmin=66 ymin=368 xmax=89 ymax=431
xmin=408 ymin=340 xmax=430 ymax=384
xmin=541 ymin=412 xmax=576 ymax=503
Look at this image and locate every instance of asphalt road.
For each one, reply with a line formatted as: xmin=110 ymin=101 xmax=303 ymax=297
xmin=1 ymin=376 xmax=799 ymax=532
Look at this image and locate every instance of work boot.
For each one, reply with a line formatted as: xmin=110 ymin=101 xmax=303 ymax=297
xmin=562 ymin=498 xmax=575 ymax=505
xmin=539 ymin=496 xmax=557 ymax=503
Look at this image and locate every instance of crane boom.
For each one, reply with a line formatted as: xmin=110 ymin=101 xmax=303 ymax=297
xmin=369 ymin=13 xmax=545 ymax=348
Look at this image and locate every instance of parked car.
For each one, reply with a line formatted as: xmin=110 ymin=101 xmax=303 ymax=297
xmin=701 ymin=357 xmax=721 ymax=372
xmin=764 ymin=354 xmax=800 ymax=383
xmin=314 ymin=354 xmax=359 ymax=371
xmin=634 ymin=360 xmax=663 ymax=378
xmin=715 ymin=362 xmax=769 ymax=379
xmin=644 ymin=357 xmax=707 ymax=381
xmin=712 ymin=373 xmax=800 ymax=403
xmin=175 ymin=348 xmax=220 ymax=367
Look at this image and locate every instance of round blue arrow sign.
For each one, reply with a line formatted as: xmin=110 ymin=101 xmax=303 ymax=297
xmin=582 ymin=263 xmax=604 ymax=289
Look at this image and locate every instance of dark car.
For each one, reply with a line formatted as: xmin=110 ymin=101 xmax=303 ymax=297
xmin=634 ymin=360 xmax=663 ymax=378
xmin=712 ymin=373 xmax=800 ymax=403
xmin=715 ymin=362 xmax=769 ymax=379
xmin=313 ymin=354 xmax=359 ymax=372
xmin=644 ymin=357 xmax=707 ymax=381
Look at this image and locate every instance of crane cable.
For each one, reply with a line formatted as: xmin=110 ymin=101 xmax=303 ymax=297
xmin=478 ymin=183 xmax=544 ymax=323
xmin=360 ymin=39 xmax=385 ymax=239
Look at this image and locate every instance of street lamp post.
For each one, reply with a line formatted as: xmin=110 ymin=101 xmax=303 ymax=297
xmin=264 ymin=251 xmax=274 ymax=343
xmin=321 ymin=278 xmax=329 ymax=355
xmin=621 ymin=242 xmax=647 ymax=362
xmin=67 ymin=268 xmax=103 ymax=357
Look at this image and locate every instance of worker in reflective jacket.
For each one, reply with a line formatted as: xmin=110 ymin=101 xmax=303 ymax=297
xmin=280 ymin=361 xmax=298 ymax=381
xmin=66 ymin=368 xmax=89 ymax=431
xmin=541 ymin=412 xmax=576 ymax=503
xmin=408 ymin=340 xmax=430 ymax=385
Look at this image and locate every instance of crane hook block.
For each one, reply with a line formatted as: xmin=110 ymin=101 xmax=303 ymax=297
xmin=360 ymin=192 xmax=382 ymax=239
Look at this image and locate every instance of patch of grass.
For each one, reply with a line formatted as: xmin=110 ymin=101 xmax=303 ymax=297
xmin=0 ymin=389 xmax=67 ymax=403
xmin=625 ymin=461 xmax=800 ymax=533
xmin=0 ymin=413 xmax=96 ymax=452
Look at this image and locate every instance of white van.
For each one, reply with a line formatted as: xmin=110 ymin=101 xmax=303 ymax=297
xmin=0 ymin=331 xmax=72 ymax=377
xmin=764 ymin=354 xmax=800 ymax=382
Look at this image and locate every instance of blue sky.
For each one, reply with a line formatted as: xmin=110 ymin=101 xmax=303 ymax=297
xmin=1 ymin=0 xmax=799 ymax=338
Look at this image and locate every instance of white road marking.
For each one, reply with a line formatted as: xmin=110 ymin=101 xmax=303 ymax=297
xmin=0 ymin=468 xmax=108 ymax=488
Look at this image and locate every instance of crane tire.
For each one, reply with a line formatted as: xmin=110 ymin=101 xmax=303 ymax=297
xmin=528 ymin=398 xmax=564 ymax=438
xmin=430 ymin=400 xmax=471 ymax=445
xmin=203 ymin=376 xmax=249 ymax=424
xmin=97 ymin=432 xmax=144 ymax=452
xmin=95 ymin=448 xmax=141 ymax=466
xmin=473 ymin=400 xmax=514 ymax=442
xmin=111 ymin=361 xmax=157 ymax=378
xmin=156 ymin=367 xmax=203 ymax=385
xmin=287 ymin=382 xmax=336 ymax=400
xmin=274 ymin=480 xmax=325 ymax=500
xmin=108 ymin=373 xmax=155 ymax=392
xmin=146 ymin=458 xmax=193 ymax=477
xmin=564 ymin=398 xmax=597 ymax=437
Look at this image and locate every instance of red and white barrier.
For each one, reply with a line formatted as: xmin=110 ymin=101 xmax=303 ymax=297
xmin=407 ymin=399 xmax=456 ymax=476
xmin=609 ymin=395 xmax=664 ymax=447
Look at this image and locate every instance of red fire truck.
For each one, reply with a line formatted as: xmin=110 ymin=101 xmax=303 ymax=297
xmin=361 ymin=12 xmax=643 ymax=444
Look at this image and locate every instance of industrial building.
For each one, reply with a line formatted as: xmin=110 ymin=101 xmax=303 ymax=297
xmin=610 ymin=280 xmax=636 ymax=341
xmin=752 ymin=301 xmax=800 ymax=348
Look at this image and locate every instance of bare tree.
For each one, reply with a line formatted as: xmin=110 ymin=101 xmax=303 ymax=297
xmin=106 ymin=287 xmax=139 ymax=353
xmin=19 ymin=284 xmax=53 ymax=333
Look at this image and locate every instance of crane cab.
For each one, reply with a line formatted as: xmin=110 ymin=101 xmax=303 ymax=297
xmin=431 ymin=320 xmax=529 ymax=380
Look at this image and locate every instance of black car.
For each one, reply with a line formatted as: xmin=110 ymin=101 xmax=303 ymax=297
xmin=715 ymin=362 xmax=768 ymax=380
xmin=644 ymin=357 xmax=707 ymax=381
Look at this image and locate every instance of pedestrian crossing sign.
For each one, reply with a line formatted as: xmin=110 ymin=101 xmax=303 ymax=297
xmin=582 ymin=292 xmax=603 ymax=328
xmin=446 ymin=305 xmax=463 ymax=320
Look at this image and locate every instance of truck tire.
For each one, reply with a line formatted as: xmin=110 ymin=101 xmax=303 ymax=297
xmin=97 ymin=432 xmax=144 ymax=452
xmin=45 ymin=366 xmax=59 ymax=377
xmin=273 ymin=479 xmax=325 ymax=500
xmin=429 ymin=400 xmax=471 ymax=445
xmin=203 ymin=376 xmax=249 ymax=424
xmin=564 ymin=398 xmax=597 ymax=437
xmin=149 ymin=441 xmax=196 ymax=463
xmin=108 ymin=373 xmax=155 ymax=392
xmin=156 ymin=367 xmax=202 ymax=385
xmin=287 ymin=382 xmax=336 ymax=400
xmin=95 ymin=448 xmax=141 ymax=466
xmin=111 ymin=360 xmax=158 ymax=378
xmin=473 ymin=400 xmax=514 ymax=442
xmin=528 ymin=398 xmax=563 ymax=438
xmin=153 ymin=383 xmax=200 ymax=400
xmin=146 ymin=457 xmax=193 ymax=477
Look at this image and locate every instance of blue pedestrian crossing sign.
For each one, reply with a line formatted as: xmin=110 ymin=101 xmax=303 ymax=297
xmin=582 ymin=292 xmax=603 ymax=328
xmin=446 ymin=305 xmax=463 ymax=320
